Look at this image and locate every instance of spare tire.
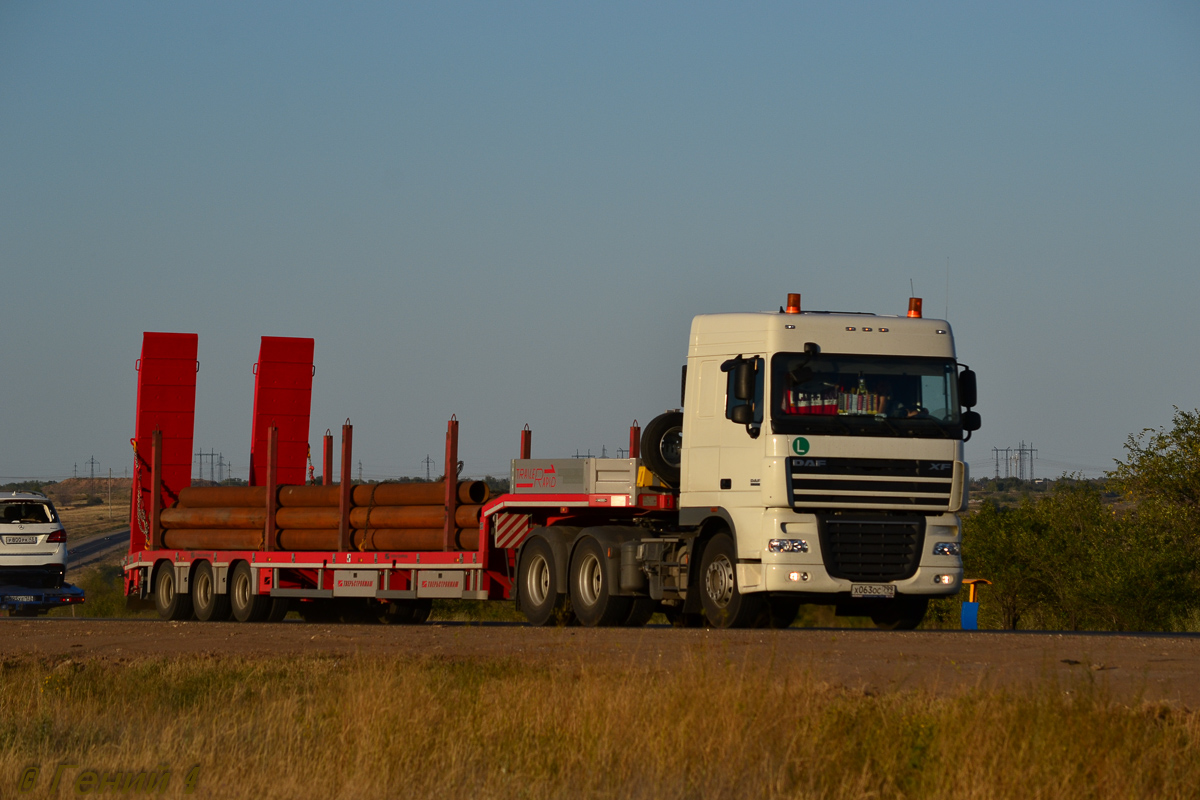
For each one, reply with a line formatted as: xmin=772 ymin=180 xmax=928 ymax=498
xmin=641 ymin=411 xmax=683 ymax=487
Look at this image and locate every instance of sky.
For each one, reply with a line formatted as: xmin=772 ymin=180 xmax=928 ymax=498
xmin=1 ymin=1 xmax=1197 ymax=484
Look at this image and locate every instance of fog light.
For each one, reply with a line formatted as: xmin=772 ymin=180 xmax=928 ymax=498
xmin=787 ymin=571 xmax=810 ymax=582
xmin=934 ymin=574 xmax=956 ymax=585
xmin=769 ymin=538 xmax=809 ymax=553
xmin=932 ymin=542 xmax=961 ymax=557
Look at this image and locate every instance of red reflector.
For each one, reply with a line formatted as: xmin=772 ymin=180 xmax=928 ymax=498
xmin=48 ymin=530 xmax=66 ymax=543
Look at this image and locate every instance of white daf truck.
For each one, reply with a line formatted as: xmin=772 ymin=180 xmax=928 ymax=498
xmin=582 ymin=292 xmax=981 ymax=629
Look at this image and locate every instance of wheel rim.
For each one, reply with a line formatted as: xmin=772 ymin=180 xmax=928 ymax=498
xmin=659 ymin=426 xmax=683 ymax=467
xmin=195 ymin=572 xmax=211 ymax=610
xmin=159 ymin=572 xmax=175 ymax=604
xmin=705 ymin=554 xmax=735 ymax=608
xmin=577 ymin=553 xmax=603 ymax=607
xmin=233 ymin=572 xmax=251 ymax=610
xmin=525 ymin=554 xmax=551 ymax=606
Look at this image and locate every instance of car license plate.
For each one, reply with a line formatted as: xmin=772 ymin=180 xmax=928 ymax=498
xmin=851 ymin=583 xmax=896 ymax=599
xmin=7 ymin=595 xmax=36 ymax=602
xmin=3 ymin=536 xmax=37 ymax=545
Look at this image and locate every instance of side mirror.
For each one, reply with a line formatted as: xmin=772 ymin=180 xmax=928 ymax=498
xmin=962 ymin=410 xmax=981 ymax=432
xmin=730 ymin=405 xmax=754 ymax=425
xmin=733 ymin=362 xmax=755 ymax=401
xmin=958 ymin=369 xmax=978 ymax=408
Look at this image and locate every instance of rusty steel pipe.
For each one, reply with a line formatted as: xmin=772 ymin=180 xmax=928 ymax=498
xmin=161 ymin=507 xmax=267 ymax=529
xmin=161 ymin=528 xmax=263 ymax=550
xmin=355 ymin=480 xmax=488 ymax=507
xmin=276 ymin=529 xmax=339 ymax=551
xmin=349 ymin=505 xmax=481 ymax=530
xmin=355 ymin=528 xmax=477 ymax=552
xmin=178 ymin=486 xmax=267 ymax=508
xmin=278 ymin=485 xmax=342 ymax=507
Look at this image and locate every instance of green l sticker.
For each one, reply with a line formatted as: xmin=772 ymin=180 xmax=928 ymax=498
xmin=791 ymin=437 xmax=810 ymax=456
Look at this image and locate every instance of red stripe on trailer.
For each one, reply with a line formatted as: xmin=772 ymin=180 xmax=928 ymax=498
xmin=132 ymin=332 xmax=198 ymax=552
xmin=249 ymin=337 xmax=315 ymax=486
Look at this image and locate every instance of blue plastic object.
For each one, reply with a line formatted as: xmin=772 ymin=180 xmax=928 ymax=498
xmin=960 ymin=601 xmax=979 ymax=630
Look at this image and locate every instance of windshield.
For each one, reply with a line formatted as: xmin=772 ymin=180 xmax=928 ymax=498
xmin=771 ymin=353 xmax=961 ymax=438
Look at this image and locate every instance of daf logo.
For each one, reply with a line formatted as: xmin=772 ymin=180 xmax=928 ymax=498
xmin=928 ymin=462 xmax=952 ymax=471
xmin=794 ymin=459 xmax=827 ymax=468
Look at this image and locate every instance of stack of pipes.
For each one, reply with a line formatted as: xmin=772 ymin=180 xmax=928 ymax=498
xmin=158 ymin=480 xmax=490 ymax=552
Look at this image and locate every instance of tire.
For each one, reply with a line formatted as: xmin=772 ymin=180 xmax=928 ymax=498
xmin=518 ymin=536 xmax=572 ymax=626
xmin=154 ymin=564 xmax=193 ymax=621
xmin=192 ymin=562 xmax=231 ymax=622
xmin=229 ymin=562 xmax=271 ymax=623
xmin=266 ymin=597 xmax=290 ymax=622
xmin=766 ymin=597 xmax=800 ymax=629
xmin=569 ymin=537 xmax=632 ymax=627
xmin=698 ymin=533 xmax=764 ymax=628
xmin=641 ymin=411 xmax=683 ymax=487
xmin=623 ymin=597 xmax=658 ymax=627
xmin=871 ymin=597 xmax=928 ymax=631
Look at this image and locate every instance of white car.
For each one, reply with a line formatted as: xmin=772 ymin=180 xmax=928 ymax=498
xmin=0 ymin=492 xmax=67 ymax=588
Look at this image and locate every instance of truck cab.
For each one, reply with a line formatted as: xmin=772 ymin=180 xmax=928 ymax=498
xmin=667 ymin=295 xmax=979 ymax=627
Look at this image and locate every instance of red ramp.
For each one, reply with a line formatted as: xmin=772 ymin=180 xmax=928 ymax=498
xmin=248 ymin=337 xmax=315 ymax=486
xmin=131 ymin=333 xmax=198 ymax=551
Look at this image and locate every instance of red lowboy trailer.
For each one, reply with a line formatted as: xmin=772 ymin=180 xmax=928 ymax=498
xmin=123 ymin=332 xmax=677 ymax=626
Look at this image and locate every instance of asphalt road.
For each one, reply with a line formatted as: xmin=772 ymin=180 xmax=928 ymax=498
xmin=67 ymin=529 xmax=128 ymax=571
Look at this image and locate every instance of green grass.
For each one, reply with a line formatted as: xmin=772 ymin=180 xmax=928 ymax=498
xmin=1 ymin=652 xmax=1196 ymax=799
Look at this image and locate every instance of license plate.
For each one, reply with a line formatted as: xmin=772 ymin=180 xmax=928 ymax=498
xmin=851 ymin=583 xmax=896 ymax=599
xmin=7 ymin=595 xmax=36 ymax=602
xmin=3 ymin=536 xmax=37 ymax=545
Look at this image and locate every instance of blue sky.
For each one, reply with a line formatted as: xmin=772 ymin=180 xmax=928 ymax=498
xmin=1 ymin=1 xmax=1197 ymax=482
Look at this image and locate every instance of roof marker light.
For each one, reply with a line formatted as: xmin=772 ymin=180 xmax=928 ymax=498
xmin=908 ymin=297 xmax=923 ymax=318
xmin=845 ymin=326 xmax=856 ymax=331
xmin=879 ymin=327 xmax=889 ymax=332
xmin=785 ymin=293 xmax=801 ymax=314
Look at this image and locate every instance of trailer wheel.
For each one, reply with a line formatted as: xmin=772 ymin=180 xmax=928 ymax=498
xmin=266 ymin=597 xmax=290 ymax=622
xmin=568 ymin=537 xmax=632 ymax=627
xmin=154 ymin=564 xmax=193 ymax=621
xmin=640 ymin=411 xmax=683 ymax=487
xmin=622 ymin=597 xmax=658 ymax=627
xmin=870 ymin=597 xmax=928 ymax=631
xmin=698 ymin=533 xmax=764 ymax=628
xmin=192 ymin=562 xmax=231 ymax=622
xmin=229 ymin=562 xmax=271 ymax=623
xmin=518 ymin=537 xmax=572 ymax=626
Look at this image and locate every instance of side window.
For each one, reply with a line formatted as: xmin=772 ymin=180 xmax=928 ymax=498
xmin=724 ymin=356 xmax=764 ymax=424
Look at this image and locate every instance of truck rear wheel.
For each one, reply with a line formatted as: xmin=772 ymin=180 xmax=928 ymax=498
xmin=641 ymin=411 xmax=683 ymax=487
xmin=192 ymin=561 xmax=231 ymax=622
xmin=154 ymin=565 xmax=193 ymax=621
xmin=518 ymin=537 xmax=572 ymax=626
xmin=229 ymin=562 xmax=271 ymax=622
xmin=699 ymin=533 xmax=764 ymax=628
xmin=569 ymin=537 xmax=632 ymax=627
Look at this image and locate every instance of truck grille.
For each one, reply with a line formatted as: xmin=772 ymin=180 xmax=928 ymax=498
xmin=818 ymin=515 xmax=923 ymax=582
xmin=788 ymin=457 xmax=953 ymax=511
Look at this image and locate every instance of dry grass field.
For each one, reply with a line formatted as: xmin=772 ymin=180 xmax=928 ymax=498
xmin=1 ymin=647 xmax=1198 ymax=800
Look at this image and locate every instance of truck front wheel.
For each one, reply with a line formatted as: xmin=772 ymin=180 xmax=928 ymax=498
xmin=699 ymin=533 xmax=764 ymax=628
xmin=518 ymin=537 xmax=572 ymax=626
xmin=569 ymin=537 xmax=632 ymax=627
xmin=154 ymin=565 xmax=193 ymax=621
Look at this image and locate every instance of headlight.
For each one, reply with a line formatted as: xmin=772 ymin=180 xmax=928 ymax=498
xmin=768 ymin=539 xmax=808 ymax=553
xmin=932 ymin=542 xmax=960 ymax=557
